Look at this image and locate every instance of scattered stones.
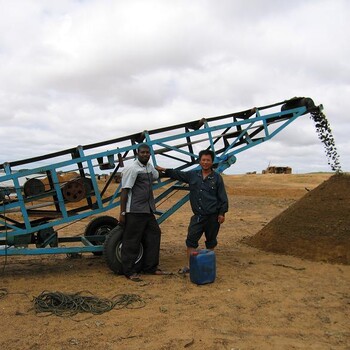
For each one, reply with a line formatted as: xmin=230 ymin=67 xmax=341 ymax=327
xmin=310 ymin=110 xmax=342 ymax=172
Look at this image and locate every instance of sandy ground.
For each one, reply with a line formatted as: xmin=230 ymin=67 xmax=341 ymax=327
xmin=1 ymin=173 xmax=349 ymax=350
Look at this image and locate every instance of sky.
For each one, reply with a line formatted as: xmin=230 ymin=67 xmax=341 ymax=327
xmin=0 ymin=0 xmax=349 ymax=175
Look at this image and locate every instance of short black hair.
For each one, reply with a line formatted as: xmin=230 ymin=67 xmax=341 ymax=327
xmin=199 ymin=149 xmax=215 ymax=161
xmin=137 ymin=143 xmax=150 ymax=151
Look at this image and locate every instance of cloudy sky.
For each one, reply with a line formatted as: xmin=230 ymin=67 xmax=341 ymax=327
xmin=0 ymin=0 xmax=348 ymax=174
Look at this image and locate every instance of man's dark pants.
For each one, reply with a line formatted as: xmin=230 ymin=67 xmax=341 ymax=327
xmin=121 ymin=213 xmax=161 ymax=276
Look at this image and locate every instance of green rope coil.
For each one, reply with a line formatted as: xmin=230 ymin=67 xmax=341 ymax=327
xmin=32 ymin=290 xmax=145 ymax=317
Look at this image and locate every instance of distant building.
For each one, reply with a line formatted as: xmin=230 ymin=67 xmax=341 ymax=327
xmin=262 ymin=166 xmax=292 ymax=174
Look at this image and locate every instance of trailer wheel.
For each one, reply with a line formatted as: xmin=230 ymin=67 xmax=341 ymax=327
xmin=84 ymin=216 xmax=118 ymax=255
xmin=103 ymin=225 xmax=143 ymax=274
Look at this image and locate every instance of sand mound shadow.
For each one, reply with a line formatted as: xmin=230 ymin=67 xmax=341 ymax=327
xmin=244 ymin=174 xmax=350 ymax=265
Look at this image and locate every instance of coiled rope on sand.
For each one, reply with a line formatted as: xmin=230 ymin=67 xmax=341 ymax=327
xmin=32 ymin=290 xmax=145 ymax=317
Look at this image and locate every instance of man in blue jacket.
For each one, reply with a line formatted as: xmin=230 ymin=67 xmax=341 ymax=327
xmin=156 ymin=149 xmax=228 ymax=274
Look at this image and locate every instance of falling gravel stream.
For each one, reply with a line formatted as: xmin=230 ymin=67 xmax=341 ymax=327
xmin=310 ymin=109 xmax=342 ymax=173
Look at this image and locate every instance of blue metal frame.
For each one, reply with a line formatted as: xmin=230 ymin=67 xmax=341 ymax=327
xmin=0 ymin=97 xmax=322 ymax=256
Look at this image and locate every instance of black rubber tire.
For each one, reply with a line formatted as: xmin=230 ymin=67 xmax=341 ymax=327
xmin=103 ymin=225 xmax=144 ymax=275
xmin=84 ymin=216 xmax=119 ymax=255
xmin=281 ymin=97 xmax=315 ymax=113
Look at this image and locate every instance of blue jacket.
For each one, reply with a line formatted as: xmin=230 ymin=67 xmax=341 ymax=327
xmin=165 ymin=168 xmax=228 ymax=216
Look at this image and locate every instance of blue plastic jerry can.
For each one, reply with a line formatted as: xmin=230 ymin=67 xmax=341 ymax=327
xmin=189 ymin=249 xmax=216 ymax=285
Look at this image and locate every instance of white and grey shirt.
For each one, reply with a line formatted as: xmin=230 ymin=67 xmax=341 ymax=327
xmin=121 ymin=159 xmax=159 ymax=214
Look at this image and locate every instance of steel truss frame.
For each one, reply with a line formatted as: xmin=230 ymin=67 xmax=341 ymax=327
xmin=0 ymin=97 xmax=321 ymax=256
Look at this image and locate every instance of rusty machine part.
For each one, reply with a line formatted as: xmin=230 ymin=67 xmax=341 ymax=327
xmin=62 ymin=178 xmax=87 ymax=202
xmin=24 ymin=178 xmax=46 ymax=197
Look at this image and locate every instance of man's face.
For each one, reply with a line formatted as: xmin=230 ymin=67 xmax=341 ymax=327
xmin=199 ymin=154 xmax=213 ymax=171
xmin=137 ymin=147 xmax=151 ymax=165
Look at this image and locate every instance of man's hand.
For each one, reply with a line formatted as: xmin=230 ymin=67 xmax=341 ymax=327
xmin=155 ymin=165 xmax=166 ymax=172
xmin=155 ymin=165 xmax=167 ymax=178
xmin=218 ymin=215 xmax=225 ymax=224
xmin=119 ymin=214 xmax=126 ymax=225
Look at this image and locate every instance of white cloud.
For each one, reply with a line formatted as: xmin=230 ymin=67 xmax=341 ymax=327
xmin=0 ymin=0 xmax=348 ymax=173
